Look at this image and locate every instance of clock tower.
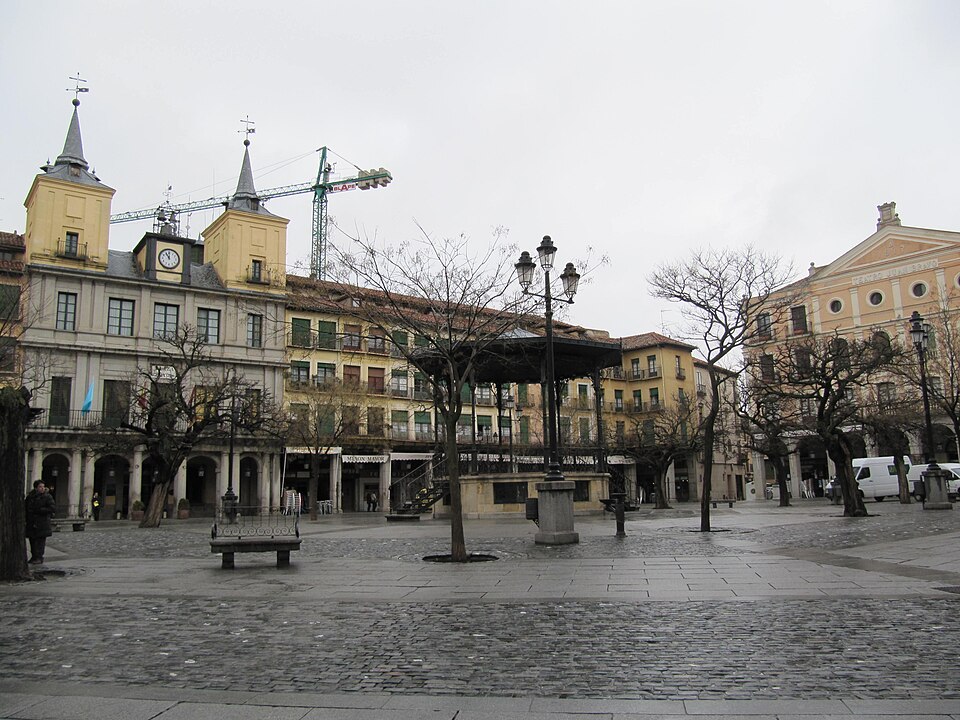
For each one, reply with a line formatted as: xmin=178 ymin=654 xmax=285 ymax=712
xmin=132 ymin=222 xmax=196 ymax=284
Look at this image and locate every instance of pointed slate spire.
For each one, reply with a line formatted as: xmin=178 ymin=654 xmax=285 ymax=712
xmin=39 ymin=98 xmax=111 ymax=189
xmin=232 ymin=139 xmax=258 ymax=202
xmin=55 ymin=98 xmax=89 ymax=169
xmin=227 ymin=138 xmax=274 ymax=216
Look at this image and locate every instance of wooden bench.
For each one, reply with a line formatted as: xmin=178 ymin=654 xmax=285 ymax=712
xmin=210 ymin=506 xmax=301 ymax=569
xmin=52 ymin=518 xmax=89 ymax=532
xmin=210 ymin=536 xmax=302 ymax=569
xmin=711 ymin=499 xmax=735 ymax=509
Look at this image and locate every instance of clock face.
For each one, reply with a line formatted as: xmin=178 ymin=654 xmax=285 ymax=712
xmin=158 ymin=248 xmax=180 ymax=269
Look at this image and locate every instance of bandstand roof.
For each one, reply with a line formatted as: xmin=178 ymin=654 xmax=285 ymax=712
xmin=411 ymin=330 xmax=623 ymax=385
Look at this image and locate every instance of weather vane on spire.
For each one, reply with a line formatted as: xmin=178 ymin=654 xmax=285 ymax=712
xmin=238 ymin=115 xmax=256 ymax=146
xmin=66 ymin=73 xmax=89 ymax=105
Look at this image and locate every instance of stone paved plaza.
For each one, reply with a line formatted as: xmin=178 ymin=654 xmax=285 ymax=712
xmin=2 ymin=500 xmax=960 ymax=719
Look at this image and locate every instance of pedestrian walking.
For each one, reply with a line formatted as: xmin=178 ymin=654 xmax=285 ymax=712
xmin=25 ymin=480 xmax=56 ymax=564
xmin=91 ymin=492 xmax=101 ymax=521
xmin=366 ymin=490 xmax=377 ymax=512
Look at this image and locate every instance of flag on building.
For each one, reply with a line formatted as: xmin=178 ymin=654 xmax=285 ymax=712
xmin=81 ymin=382 xmax=94 ymax=414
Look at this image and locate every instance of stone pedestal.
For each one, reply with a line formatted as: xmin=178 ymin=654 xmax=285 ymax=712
xmin=534 ymin=480 xmax=579 ymax=545
xmin=923 ymin=466 xmax=954 ymax=510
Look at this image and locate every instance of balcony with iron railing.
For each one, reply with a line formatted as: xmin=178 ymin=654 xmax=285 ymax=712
xmin=647 ymin=368 xmax=660 ymax=378
xmin=675 ymin=369 xmax=686 ymax=380
xmin=602 ymin=366 xmax=624 ymax=380
xmin=56 ymin=240 xmax=88 ymax=260
xmin=631 ymin=368 xmax=645 ymax=380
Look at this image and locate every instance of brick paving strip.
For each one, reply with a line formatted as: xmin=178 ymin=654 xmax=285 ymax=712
xmin=2 ymin=503 xmax=960 ymax=718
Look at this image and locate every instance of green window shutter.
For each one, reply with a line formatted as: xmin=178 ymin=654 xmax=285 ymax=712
xmin=460 ymin=383 xmax=472 ymax=402
xmin=414 ymin=411 xmax=431 ymax=424
xmin=517 ymin=383 xmax=528 ymax=404
xmin=519 ymin=416 xmax=530 ymax=443
xmin=317 ymin=321 xmax=336 ymax=349
xmin=391 ymin=330 xmax=408 ymax=346
xmin=391 ymin=410 xmax=408 ymax=423
xmin=414 ymin=334 xmax=428 ymax=347
xmin=476 ymin=415 xmax=492 ymax=427
xmin=291 ymin=318 xmax=311 ymax=347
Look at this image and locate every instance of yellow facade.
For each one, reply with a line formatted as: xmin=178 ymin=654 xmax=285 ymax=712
xmin=24 ymin=174 xmax=114 ymax=272
xmin=201 ymin=208 xmax=288 ymax=295
xmin=748 ymin=202 xmax=960 ymax=496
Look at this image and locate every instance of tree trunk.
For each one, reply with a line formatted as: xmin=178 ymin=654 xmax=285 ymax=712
xmin=829 ymin=438 xmax=867 ymax=517
xmin=140 ymin=478 xmax=172 ymax=528
xmin=893 ymin=453 xmax=911 ymax=504
xmin=0 ymin=388 xmax=32 ymax=581
xmin=699 ymin=382 xmax=721 ymax=532
xmin=446 ymin=416 xmax=467 ymax=562
xmin=773 ymin=456 xmax=791 ymax=507
xmin=654 ymin=466 xmax=671 ymax=509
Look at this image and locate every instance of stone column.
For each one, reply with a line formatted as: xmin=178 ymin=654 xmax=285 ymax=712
xmin=750 ymin=450 xmax=766 ymax=501
xmin=535 ymin=480 xmax=579 ymax=545
xmin=219 ymin=451 xmax=229 ymax=498
xmin=174 ymin=462 xmax=187 ymax=507
xmin=68 ymin=448 xmax=82 ymax=518
xmin=788 ymin=452 xmax=803 ymax=500
xmin=82 ymin=451 xmax=95 ymax=517
xmin=379 ymin=456 xmax=392 ymax=513
xmin=131 ymin=447 xmax=143 ymax=504
xmin=29 ymin=449 xmax=42 ymax=495
xmin=330 ymin=453 xmax=342 ymax=513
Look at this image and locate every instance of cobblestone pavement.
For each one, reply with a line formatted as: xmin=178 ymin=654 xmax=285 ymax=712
xmin=2 ymin=595 xmax=959 ymax=700
xmin=3 ymin=501 xmax=960 ymax=707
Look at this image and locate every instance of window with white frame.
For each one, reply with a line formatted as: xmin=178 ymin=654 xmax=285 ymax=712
xmin=153 ymin=303 xmax=179 ymax=339
xmin=56 ymin=292 xmax=77 ymax=331
xmin=247 ymin=314 xmax=263 ymax=348
xmin=197 ymin=308 xmax=220 ymax=344
xmin=107 ymin=298 xmax=134 ymax=336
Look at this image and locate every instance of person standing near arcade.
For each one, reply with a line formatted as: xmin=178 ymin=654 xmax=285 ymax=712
xmin=25 ymin=480 xmax=56 ymax=564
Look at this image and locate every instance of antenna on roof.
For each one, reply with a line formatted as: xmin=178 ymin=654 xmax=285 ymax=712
xmin=66 ymin=73 xmax=89 ymax=104
xmin=238 ymin=115 xmax=256 ymax=146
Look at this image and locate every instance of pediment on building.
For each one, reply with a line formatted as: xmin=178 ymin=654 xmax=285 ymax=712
xmin=817 ymin=226 xmax=960 ymax=281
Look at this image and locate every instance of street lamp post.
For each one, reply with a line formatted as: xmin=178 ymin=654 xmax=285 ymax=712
xmin=516 ymin=235 xmax=581 ymax=544
xmin=222 ymin=390 xmax=239 ymax=522
xmin=910 ymin=310 xmax=952 ymax=510
xmin=505 ymin=393 xmax=515 ymax=471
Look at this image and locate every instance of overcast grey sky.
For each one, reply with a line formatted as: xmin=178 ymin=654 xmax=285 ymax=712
xmin=3 ymin=1 xmax=959 ymax=338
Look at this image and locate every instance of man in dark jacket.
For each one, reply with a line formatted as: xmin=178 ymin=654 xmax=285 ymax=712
xmin=25 ymin=480 xmax=56 ymax=564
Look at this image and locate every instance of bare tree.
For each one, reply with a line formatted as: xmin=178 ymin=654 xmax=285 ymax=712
xmin=286 ymin=377 xmax=374 ymax=520
xmin=319 ymin=227 xmax=536 ymax=561
xmin=911 ymin=299 xmax=960 ymax=460
xmin=735 ymin=376 xmax=799 ymax=507
xmin=106 ymin=325 xmax=280 ymax=528
xmin=857 ymin=383 xmax=922 ymax=503
xmin=746 ymin=331 xmax=898 ymax=517
xmin=614 ymin=395 xmax=703 ymax=509
xmin=650 ymin=246 xmax=798 ymax=531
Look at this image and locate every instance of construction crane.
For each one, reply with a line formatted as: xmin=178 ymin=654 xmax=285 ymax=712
xmin=109 ymin=147 xmax=392 ymax=279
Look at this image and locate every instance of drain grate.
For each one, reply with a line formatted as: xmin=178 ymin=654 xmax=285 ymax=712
xmin=935 ymin=586 xmax=960 ymax=594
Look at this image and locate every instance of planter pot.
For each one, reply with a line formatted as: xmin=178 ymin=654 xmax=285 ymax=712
xmin=177 ymin=510 xmax=190 ymax=520
xmin=130 ymin=510 xmax=144 ymax=521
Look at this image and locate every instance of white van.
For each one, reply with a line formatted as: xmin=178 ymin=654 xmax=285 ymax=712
xmin=906 ymin=463 xmax=960 ymax=501
xmin=851 ymin=457 xmax=911 ymax=501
